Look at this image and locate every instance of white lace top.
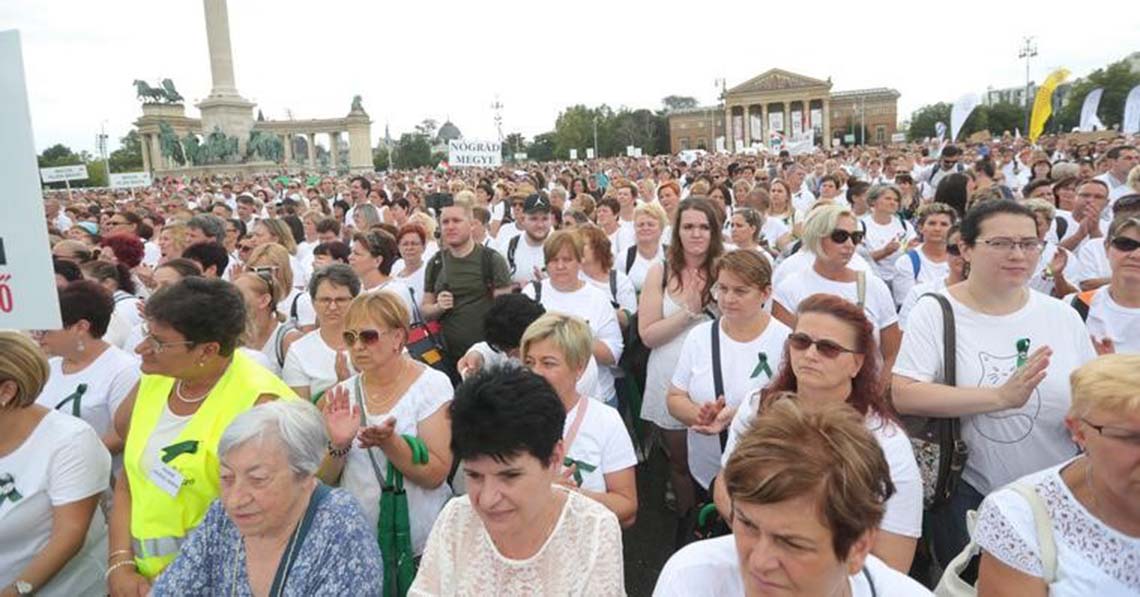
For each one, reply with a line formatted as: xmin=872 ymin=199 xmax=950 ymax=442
xmin=974 ymin=458 xmax=1140 ymax=596
xmin=409 ymin=487 xmax=625 ymax=596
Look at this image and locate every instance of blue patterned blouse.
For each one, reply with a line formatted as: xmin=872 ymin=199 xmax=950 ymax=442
xmin=153 ymin=487 xmax=382 ymax=596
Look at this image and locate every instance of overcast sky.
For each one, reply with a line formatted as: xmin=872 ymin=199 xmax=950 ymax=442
xmin=4 ymin=0 xmax=1139 ymax=155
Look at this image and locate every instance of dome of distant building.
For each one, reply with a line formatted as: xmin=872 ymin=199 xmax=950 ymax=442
xmin=438 ymin=121 xmax=462 ymax=142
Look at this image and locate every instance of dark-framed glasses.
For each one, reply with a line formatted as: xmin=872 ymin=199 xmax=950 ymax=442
xmin=787 ymin=332 xmax=860 ymax=359
xmin=829 ymin=229 xmax=865 ymax=245
xmin=978 ymin=238 xmax=1045 ymax=253
xmin=1109 ymin=236 xmax=1140 ymax=253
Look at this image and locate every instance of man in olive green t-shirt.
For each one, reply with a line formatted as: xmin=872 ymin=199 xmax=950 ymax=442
xmin=422 ymin=200 xmax=513 ymax=371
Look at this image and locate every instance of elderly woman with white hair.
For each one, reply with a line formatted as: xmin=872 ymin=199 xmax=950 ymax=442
xmin=152 ymin=400 xmax=383 ymax=596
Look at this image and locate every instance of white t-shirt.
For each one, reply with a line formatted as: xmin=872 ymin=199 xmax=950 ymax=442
xmin=1071 ymin=240 xmax=1110 ymax=287
xmin=1047 ymin=210 xmax=1079 ymax=246
xmin=282 ymin=330 xmax=351 ymax=398
xmin=0 ymin=411 xmax=112 ymax=596
xmin=339 ymin=368 xmax=453 ymax=555
xmin=723 ymin=396 xmax=923 ymax=539
xmin=278 ymin=288 xmax=317 ymax=327
xmin=653 ymin=536 xmax=932 ymax=597
xmin=892 ymin=248 xmax=950 ymax=307
xmin=465 ymin=341 xmax=600 ymax=399
xmin=671 ymin=318 xmax=790 ymax=489
xmin=112 ymin=290 xmax=144 ymax=328
xmin=501 ymin=234 xmax=547 ymax=285
xmin=759 ymin=216 xmax=789 ymax=247
xmin=392 ymin=260 xmax=428 ymax=305
xmin=362 ymin=279 xmax=415 ymax=325
xmin=104 ymin=311 xmax=134 ymax=352
xmin=617 ymin=244 xmax=665 ymax=293
xmin=771 ymin=249 xmax=871 ymax=290
xmin=609 ymin=221 xmax=637 ymax=258
xmin=562 ymin=398 xmax=637 ymax=493
xmin=893 ymin=289 xmax=1097 ymax=494
xmin=859 ymin=214 xmax=916 ymax=285
xmin=253 ymin=321 xmax=291 ymax=377
xmin=582 ymin=270 xmax=638 ymax=315
xmin=1028 ymin=243 xmax=1072 ymax=296
xmin=772 ymin=266 xmax=898 ymax=336
xmin=37 ymin=347 xmax=139 ymax=440
xmin=898 ymin=277 xmax=948 ymax=331
xmin=523 ymin=280 xmax=624 ymax=403
xmin=1082 ymin=285 xmax=1140 ymax=354
xmin=974 ymin=459 xmax=1140 ymax=596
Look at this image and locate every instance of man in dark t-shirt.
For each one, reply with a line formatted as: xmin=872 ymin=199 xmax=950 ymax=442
xmin=422 ymin=198 xmax=512 ymax=367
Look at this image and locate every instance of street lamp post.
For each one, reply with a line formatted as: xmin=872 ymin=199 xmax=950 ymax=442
xmin=593 ymin=116 xmax=598 ymax=159
xmin=713 ymin=77 xmax=725 ymax=152
xmin=97 ymin=120 xmax=111 ymax=184
xmin=1019 ymin=36 xmax=1037 ymax=136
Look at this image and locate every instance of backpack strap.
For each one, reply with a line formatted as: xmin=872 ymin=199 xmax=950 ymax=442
xmin=608 ymin=270 xmax=619 ymax=308
xmin=289 ymin=292 xmax=302 ymax=322
xmin=532 ymin=279 xmax=542 ymax=302
xmin=907 ymin=249 xmax=921 ymax=280
xmin=273 ymin=322 xmax=294 ymax=368
xmin=1070 ymin=289 xmax=1096 ymax=322
xmin=710 ymin=319 xmax=728 ymax=451
xmin=507 ymin=235 xmax=521 ymax=274
xmin=1054 ymin=216 xmax=1068 ymax=241
xmin=855 ymin=270 xmax=867 ymax=308
xmin=479 ymin=245 xmax=496 ymax=297
xmin=426 ymin=252 xmax=444 ymax=291
xmin=625 ymin=245 xmax=638 ymax=275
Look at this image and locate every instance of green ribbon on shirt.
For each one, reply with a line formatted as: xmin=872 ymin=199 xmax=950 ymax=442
xmin=0 ymin=473 xmax=22 ymax=504
xmin=751 ymin=352 xmax=772 ymax=379
xmin=1016 ymin=338 xmax=1031 ymax=368
xmin=161 ymin=440 xmax=200 ymax=464
xmin=562 ymin=457 xmax=598 ymax=486
xmin=54 ymin=383 xmax=87 ymax=418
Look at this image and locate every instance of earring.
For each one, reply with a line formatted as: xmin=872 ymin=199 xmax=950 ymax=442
xmin=76 ymin=339 xmax=86 ymax=353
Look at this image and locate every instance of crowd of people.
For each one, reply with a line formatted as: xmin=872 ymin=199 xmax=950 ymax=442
xmin=2 ymin=132 xmax=1139 ymax=596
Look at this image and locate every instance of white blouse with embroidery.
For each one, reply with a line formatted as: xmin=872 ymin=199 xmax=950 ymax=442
xmin=974 ymin=458 xmax=1139 ymax=596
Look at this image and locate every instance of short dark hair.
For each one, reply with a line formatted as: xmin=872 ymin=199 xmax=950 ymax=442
xmin=449 ymin=365 xmax=566 ymax=465
xmin=144 ymin=277 xmax=247 ymax=356
xmin=973 ymin=158 xmax=996 ymax=178
xmin=181 ymin=242 xmax=230 ymax=276
xmin=59 ymin=280 xmax=114 ymax=338
xmin=187 ymin=214 xmax=226 ymax=243
xmin=81 ymin=260 xmax=136 ymax=295
xmin=483 ymin=294 xmax=547 ymax=352
xmin=942 ymin=144 xmax=962 ymax=158
xmin=846 ymin=180 xmax=871 ymax=203
xmin=282 ymin=215 xmax=304 ymax=244
xmin=960 ymin=199 xmax=1036 ymax=245
xmin=53 ymin=258 xmax=82 ymax=283
xmin=308 ymin=263 xmax=361 ymax=298
xmin=596 ymin=197 xmax=620 ymax=215
xmin=1022 ymin=179 xmax=1053 ymax=199
xmin=353 ymin=230 xmax=399 ymax=275
xmin=1105 ymin=145 xmax=1137 ymax=160
xmin=157 ymin=258 xmax=203 ymax=279
xmin=227 ymin=217 xmax=247 ymax=239
xmin=350 ymin=176 xmax=371 ymax=194
xmin=312 ymin=240 xmax=351 ymax=263
xmin=315 ymin=217 xmax=341 ymax=235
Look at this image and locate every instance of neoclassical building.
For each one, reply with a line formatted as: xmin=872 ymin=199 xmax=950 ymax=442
xmin=668 ymin=69 xmax=900 ymax=153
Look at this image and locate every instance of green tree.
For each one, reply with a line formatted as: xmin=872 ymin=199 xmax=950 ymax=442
xmin=1054 ymin=60 xmax=1140 ymax=131
xmin=662 ymin=95 xmax=698 ymax=111
xmin=85 ymin=161 xmax=109 ymax=187
xmin=503 ymin=133 xmax=527 ymax=159
xmin=109 ymin=130 xmax=143 ymax=172
xmin=372 ymin=148 xmax=389 ymax=171
xmin=907 ymin=102 xmax=952 ymax=141
xmin=414 ymin=119 xmax=439 ymax=141
xmin=38 ymin=143 xmax=82 ymax=168
xmin=554 ymin=105 xmax=602 ymax=159
xmin=981 ymin=102 xmax=1025 ymax=137
xmin=392 ymin=133 xmax=432 ymax=169
xmin=527 ymin=132 xmax=556 ymax=162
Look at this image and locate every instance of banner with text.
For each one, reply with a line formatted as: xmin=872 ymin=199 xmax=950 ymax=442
xmin=110 ymin=172 xmax=153 ymax=188
xmin=39 ymin=164 xmax=88 ymax=184
xmin=448 ymin=140 xmax=502 ymax=167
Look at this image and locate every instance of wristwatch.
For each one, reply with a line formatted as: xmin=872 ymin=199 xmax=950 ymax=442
xmin=14 ymin=580 xmax=33 ymax=595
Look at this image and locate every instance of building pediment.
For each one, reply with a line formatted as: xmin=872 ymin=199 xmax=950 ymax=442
xmin=725 ymin=69 xmax=832 ymax=96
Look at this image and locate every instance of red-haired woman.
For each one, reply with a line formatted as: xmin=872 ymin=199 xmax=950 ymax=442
xmin=714 ymin=293 xmax=922 ymax=573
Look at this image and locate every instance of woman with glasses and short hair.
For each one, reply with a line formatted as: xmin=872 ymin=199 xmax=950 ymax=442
xmin=973 ymin=354 xmax=1140 ymax=596
xmin=658 ymin=396 xmax=930 ymax=596
xmin=893 ymin=199 xmax=1099 ymax=568
xmin=283 ymin=265 xmax=362 ymax=401
xmin=106 ymin=278 xmax=296 ymax=595
xmin=713 ymin=293 xmax=922 ymax=572
xmin=317 ymin=292 xmax=454 ymax=578
xmin=772 ymin=204 xmax=901 ymax=383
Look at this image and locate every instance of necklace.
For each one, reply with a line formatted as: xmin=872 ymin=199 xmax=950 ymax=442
xmin=175 ymin=378 xmax=215 ymax=404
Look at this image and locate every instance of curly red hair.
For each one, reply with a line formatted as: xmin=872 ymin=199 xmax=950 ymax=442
xmin=100 ymin=233 xmax=146 ymax=269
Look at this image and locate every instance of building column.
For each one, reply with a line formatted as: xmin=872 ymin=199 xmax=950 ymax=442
xmin=781 ymin=102 xmax=789 ymax=137
xmin=330 ymin=132 xmax=341 ymax=170
xmin=723 ymin=104 xmax=732 ymax=153
xmin=759 ymin=105 xmax=767 ymax=146
xmin=307 ymin=133 xmax=317 ymax=168
xmin=822 ymin=98 xmax=832 ymax=149
xmin=141 ymin=133 xmax=152 ymax=172
xmin=283 ymin=133 xmax=294 ymax=163
xmin=150 ymin=134 xmax=164 ymax=171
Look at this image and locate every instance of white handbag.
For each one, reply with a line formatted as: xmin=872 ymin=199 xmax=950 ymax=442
xmin=934 ymin=481 xmax=1057 ymax=596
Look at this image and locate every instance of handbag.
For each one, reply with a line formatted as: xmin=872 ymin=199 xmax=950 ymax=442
xmin=902 ymin=293 xmax=969 ymax=510
xmin=934 ymin=481 xmax=1057 ymax=596
xmin=405 ymin=288 xmax=447 ymax=369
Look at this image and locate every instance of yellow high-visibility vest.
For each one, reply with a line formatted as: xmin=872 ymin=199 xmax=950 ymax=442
xmin=123 ymin=350 xmax=296 ymax=579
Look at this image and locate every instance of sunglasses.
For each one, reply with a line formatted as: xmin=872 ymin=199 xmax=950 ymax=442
xmin=342 ymin=329 xmax=383 ymax=346
xmin=829 ymin=229 xmax=865 ymax=245
xmin=787 ymin=332 xmax=860 ymax=359
xmin=1109 ymin=236 xmax=1140 ymax=253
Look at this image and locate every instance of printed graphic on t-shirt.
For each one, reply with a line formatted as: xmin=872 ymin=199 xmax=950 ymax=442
xmin=0 ymin=472 xmax=22 ymax=504
xmin=972 ymin=351 xmax=1040 ymax=443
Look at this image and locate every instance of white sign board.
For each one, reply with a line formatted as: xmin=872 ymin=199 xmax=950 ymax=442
xmin=634 ymin=148 xmax=643 ymax=158
xmin=110 ymin=172 xmax=152 ymax=188
xmin=569 ymin=149 xmax=578 ymax=160
xmin=891 ymin=133 xmax=907 ymax=143
xmin=513 ymin=152 xmax=528 ymax=161
xmin=625 ymin=145 xmax=635 ymax=157
xmin=586 ymin=148 xmax=595 ymax=159
xmin=0 ymin=31 xmax=62 ymax=330
xmin=39 ymin=164 xmax=88 ymax=184
xmin=447 ymin=140 xmax=502 ymax=168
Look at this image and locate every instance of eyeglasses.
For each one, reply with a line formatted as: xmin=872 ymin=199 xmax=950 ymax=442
xmin=828 ymin=229 xmax=865 ymax=245
xmin=978 ymin=238 xmax=1045 ymax=253
xmin=1109 ymin=236 xmax=1140 ymax=253
xmin=139 ymin=325 xmax=195 ymax=354
xmin=342 ymin=329 xmax=383 ymax=346
xmin=252 ymin=267 xmax=277 ymax=300
xmin=1081 ymin=419 xmax=1140 ymax=446
xmin=315 ymin=296 xmax=353 ymax=308
xmin=787 ymin=332 xmax=860 ymax=359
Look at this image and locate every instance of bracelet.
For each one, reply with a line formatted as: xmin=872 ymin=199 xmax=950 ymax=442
xmin=108 ymin=549 xmax=132 ymax=562
xmin=327 ymin=440 xmax=352 ymax=458
xmin=104 ymin=559 xmax=137 ymax=580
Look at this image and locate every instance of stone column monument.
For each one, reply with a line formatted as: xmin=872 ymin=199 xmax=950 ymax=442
xmin=196 ymin=0 xmax=255 ymax=153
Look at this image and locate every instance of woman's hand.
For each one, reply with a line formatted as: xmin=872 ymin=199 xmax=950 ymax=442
xmin=107 ymin=565 xmax=151 ymax=597
xmin=334 ymin=351 xmax=351 ymax=382
xmin=1091 ymin=336 xmax=1115 ymax=356
xmin=358 ymin=416 xmax=397 ymax=449
xmin=321 ymin=385 xmax=360 ymax=449
xmin=1048 ymin=248 xmax=1068 ymax=275
xmin=996 ymin=346 xmax=1051 ymax=410
xmin=555 ymin=462 xmax=579 ymax=490
xmin=681 ymin=282 xmax=703 ymax=315
xmin=457 ymin=351 xmax=485 ymax=379
xmin=692 ymin=397 xmax=732 ymax=435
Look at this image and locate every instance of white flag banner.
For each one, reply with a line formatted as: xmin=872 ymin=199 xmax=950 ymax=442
xmin=950 ymin=93 xmax=980 ymax=141
xmin=1079 ymin=88 xmax=1106 ymax=132
xmin=1124 ymin=85 xmax=1140 ymax=135
xmin=935 ymin=121 xmax=947 ymax=145
xmin=786 ymin=135 xmax=814 ymax=156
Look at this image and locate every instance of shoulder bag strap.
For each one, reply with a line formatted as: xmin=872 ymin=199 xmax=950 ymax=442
xmin=921 ymin=292 xmax=956 ymax=385
xmin=1010 ymin=482 xmax=1058 ymax=585
xmin=353 ymin=376 xmax=391 ymax=490
xmin=711 ymin=319 xmax=728 ymax=451
xmin=268 ymin=483 xmax=332 ymax=596
xmin=855 ymin=270 xmax=867 ymax=308
xmin=625 ymin=245 xmax=637 ymax=274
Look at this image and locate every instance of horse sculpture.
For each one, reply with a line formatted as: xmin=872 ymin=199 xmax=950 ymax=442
xmin=160 ymin=79 xmax=184 ymax=103
xmin=133 ymin=80 xmax=167 ymax=103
